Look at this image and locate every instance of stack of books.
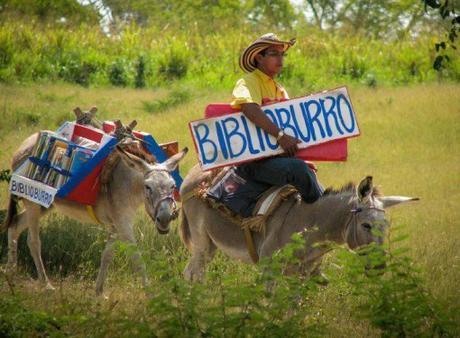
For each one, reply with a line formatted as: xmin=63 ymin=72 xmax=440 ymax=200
xmin=25 ymin=131 xmax=95 ymax=189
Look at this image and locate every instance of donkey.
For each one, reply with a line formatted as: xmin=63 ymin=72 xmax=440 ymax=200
xmin=3 ymin=133 xmax=187 ymax=295
xmin=179 ymin=164 xmax=418 ymax=282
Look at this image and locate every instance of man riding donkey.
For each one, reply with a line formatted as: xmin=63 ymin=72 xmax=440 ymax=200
xmin=230 ymin=33 xmax=323 ymax=206
xmin=179 ymin=33 xmax=419 ymax=283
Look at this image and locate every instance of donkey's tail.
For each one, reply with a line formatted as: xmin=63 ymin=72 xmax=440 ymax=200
xmin=179 ymin=208 xmax=192 ymax=251
xmin=2 ymin=194 xmax=18 ymax=231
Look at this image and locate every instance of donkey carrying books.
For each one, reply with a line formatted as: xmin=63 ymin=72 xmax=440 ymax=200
xmin=3 ymin=112 xmax=187 ymax=295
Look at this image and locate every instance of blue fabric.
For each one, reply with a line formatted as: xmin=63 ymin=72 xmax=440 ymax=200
xmin=235 ymin=157 xmax=323 ymax=203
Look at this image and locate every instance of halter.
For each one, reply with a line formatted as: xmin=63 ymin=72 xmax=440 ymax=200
xmin=153 ymin=194 xmax=179 ymax=221
xmin=344 ymin=201 xmax=386 ymax=248
xmin=144 ymin=168 xmax=179 ymax=221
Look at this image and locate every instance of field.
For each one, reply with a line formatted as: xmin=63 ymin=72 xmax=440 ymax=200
xmin=0 ymin=81 xmax=459 ymax=336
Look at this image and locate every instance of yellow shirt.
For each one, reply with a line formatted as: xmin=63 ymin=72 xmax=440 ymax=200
xmin=230 ymin=69 xmax=289 ymax=109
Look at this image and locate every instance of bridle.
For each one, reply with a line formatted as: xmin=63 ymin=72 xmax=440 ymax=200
xmin=144 ymin=167 xmax=179 ymax=222
xmin=153 ymin=194 xmax=179 ymax=221
xmin=344 ymin=201 xmax=386 ymax=248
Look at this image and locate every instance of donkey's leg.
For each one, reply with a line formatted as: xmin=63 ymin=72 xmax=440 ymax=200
xmin=183 ymin=230 xmax=216 ymax=283
xmin=24 ymin=201 xmax=54 ymax=289
xmin=116 ymin=224 xmax=149 ymax=289
xmin=95 ymin=231 xmax=117 ymax=296
xmin=7 ymin=210 xmax=30 ymax=272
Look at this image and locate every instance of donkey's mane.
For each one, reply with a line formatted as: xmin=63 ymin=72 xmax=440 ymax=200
xmin=323 ymin=182 xmax=356 ymax=196
xmin=322 ymin=181 xmax=382 ymax=198
xmin=100 ymin=141 xmax=156 ymax=187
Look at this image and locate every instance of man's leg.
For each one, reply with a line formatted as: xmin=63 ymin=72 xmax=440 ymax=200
xmin=236 ymin=157 xmax=323 ymax=203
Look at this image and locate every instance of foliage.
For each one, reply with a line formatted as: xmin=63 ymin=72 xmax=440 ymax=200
xmin=142 ymin=87 xmax=191 ymax=114
xmin=334 ymin=225 xmax=456 ymax=337
xmin=0 ymin=295 xmax=62 ymax=337
xmin=0 ymin=223 xmax=458 ymax=336
xmin=109 ymin=59 xmax=129 ymax=87
xmin=423 ymin=0 xmax=460 ymax=71
xmin=0 ymin=0 xmax=100 ymax=24
xmin=0 ymin=169 xmax=11 ymax=182
xmin=0 ymin=214 xmax=106 ymax=278
xmin=0 ymin=20 xmax=458 ymax=89
xmin=134 ymin=55 xmax=146 ymax=88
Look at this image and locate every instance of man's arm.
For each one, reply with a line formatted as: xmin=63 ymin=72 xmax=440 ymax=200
xmin=240 ymin=103 xmax=299 ymax=157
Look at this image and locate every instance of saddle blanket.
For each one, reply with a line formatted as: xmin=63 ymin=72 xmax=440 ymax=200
xmin=206 ymin=167 xmax=299 ymax=228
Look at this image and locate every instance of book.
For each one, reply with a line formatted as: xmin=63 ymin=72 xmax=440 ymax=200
xmin=67 ymin=148 xmax=93 ymax=180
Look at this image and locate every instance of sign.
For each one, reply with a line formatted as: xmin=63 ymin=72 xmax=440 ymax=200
xmin=9 ymin=174 xmax=57 ymax=208
xmin=190 ymin=86 xmax=359 ymax=170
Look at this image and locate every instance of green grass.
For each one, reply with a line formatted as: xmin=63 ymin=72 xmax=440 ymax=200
xmin=0 ymin=82 xmax=459 ymax=336
xmin=1 ymin=20 xmax=459 ymax=90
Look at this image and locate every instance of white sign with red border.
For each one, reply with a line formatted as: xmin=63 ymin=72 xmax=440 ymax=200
xmin=190 ymin=86 xmax=360 ymax=171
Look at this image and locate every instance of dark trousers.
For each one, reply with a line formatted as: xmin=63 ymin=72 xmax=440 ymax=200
xmin=236 ymin=157 xmax=324 ymax=203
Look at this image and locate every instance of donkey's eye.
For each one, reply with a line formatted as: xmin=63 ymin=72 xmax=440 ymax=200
xmin=145 ymin=185 xmax=152 ymax=192
xmin=362 ymin=223 xmax=372 ymax=230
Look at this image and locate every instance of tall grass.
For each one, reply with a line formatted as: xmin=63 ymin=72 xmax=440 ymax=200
xmin=0 ymin=20 xmax=459 ymax=90
xmin=0 ymin=81 xmax=458 ymax=336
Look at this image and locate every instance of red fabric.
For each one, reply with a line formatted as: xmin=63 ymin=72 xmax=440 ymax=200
xmin=204 ymin=103 xmax=348 ymax=162
xmin=65 ymin=161 xmax=105 ymax=205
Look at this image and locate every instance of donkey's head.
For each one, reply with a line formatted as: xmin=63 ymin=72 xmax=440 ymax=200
xmin=345 ymin=176 xmax=419 ymax=250
xmin=117 ymin=146 xmax=188 ymax=234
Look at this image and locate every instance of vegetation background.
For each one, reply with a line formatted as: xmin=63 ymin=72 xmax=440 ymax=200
xmin=0 ymin=0 xmax=459 ymax=336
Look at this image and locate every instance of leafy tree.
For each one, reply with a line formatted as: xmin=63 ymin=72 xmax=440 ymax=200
xmin=422 ymin=0 xmax=460 ymax=70
xmin=0 ymin=0 xmax=100 ymax=24
xmin=301 ymin=0 xmax=429 ymax=39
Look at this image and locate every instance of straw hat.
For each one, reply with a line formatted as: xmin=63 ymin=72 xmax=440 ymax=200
xmin=239 ymin=33 xmax=296 ymax=73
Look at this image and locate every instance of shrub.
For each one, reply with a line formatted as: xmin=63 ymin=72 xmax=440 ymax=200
xmin=135 ymin=55 xmax=146 ymax=88
xmin=109 ymin=59 xmax=128 ymax=87
xmin=142 ymin=87 xmax=190 ymax=114
xmin=335 ymin=225 xmax=455 ymax=337
xmin=158 ymin=50 xmax=188 ymax=81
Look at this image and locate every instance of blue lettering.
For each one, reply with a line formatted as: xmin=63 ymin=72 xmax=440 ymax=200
xmin=215 ymin=122 xmax=229 ymax=160
xmin=262 ymin=109 xmax=279 ymax=150
xmin=294 ymin=103 xmax=311 ymax=142
xmin=11 ymin=180 xmax=17 ymax=192
xmin=194 ymin=123 xmax=218 ymax=165
xmin=320 ymin=96 xmax=344 ymax=137
xmin=337 ymin=94 xmax=356 ymax=133
xmin=222 ymin=117 xmax=247 ymax=158
xmin=275 ymin=108 xmax=298 ymax=138
xmin=303 ymin=100 xmax=326 ymax=141
xmin=256 ymin=127 xmax=266 ymax=152
xmin=18 ymin=183 xmax=24 ymax=194
xmin=241 ymin=116 xmax=260 ymax=155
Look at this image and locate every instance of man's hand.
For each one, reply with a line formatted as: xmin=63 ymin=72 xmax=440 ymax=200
xmin=278 ymin=134 xmax=300 ymax=157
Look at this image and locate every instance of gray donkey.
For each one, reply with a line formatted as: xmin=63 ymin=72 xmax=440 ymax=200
xmin=179 ymin=164 xmax=418 ymax=282
xmin=3 ymin=132 xmax=187 ymax=295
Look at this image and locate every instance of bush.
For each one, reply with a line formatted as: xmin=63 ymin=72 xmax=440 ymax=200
xmin=135 ymin=55 xmax=146 ymax=88
xmin=109 ymin=59 xmax=128 ymax=87
xmin=142 ymin=87 xmax=190 ymax=114
xmin=334 ymin=225 xmax=456 ymax=337
xmin=158 ymin=50 xmax=188 ymax=81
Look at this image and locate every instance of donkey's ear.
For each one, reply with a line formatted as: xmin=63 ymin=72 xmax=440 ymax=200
xmin=116 ymin=145 xmax=152 ymax=174
xmin=89 ymin=106 xmax=97 ymax=117
xmin=358 ymin=176 xmax=373 ymax=201
xmin=380 ymin=196 xmax=419 ymax=209
xmin=162 ymin=147 xmax=188 ymax=172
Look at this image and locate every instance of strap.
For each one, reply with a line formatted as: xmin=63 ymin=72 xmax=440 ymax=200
xmin=86 ymin=205 xmax=103 ymax=225
xmin=244 ymin=224 xmax=259 ymax=263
